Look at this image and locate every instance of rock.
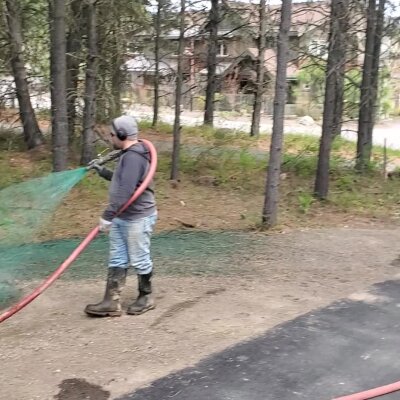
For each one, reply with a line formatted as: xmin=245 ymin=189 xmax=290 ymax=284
xmin=195 ymin=175 xmax=219 ymax=186
xmin=388 ymin=170 xmax=400 ymax=180
xmin=174 ymin=218 xmax=196 ymax=228
xmin=298 ymin=116 xmax=315 ymax=126
xmin=170 ymin=180 xmax=179 ymax=189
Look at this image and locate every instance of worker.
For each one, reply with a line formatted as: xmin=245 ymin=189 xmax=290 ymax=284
xmin=85 ymin=115 xmax=157 ymax=317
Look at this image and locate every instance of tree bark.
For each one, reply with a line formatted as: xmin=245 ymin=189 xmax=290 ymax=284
xmin=95 ymin=17 xmax=107 ymax=123
xmin=110 ymin=27 xmax=122 ymax=119
xmin=111 ymin=60 xmax=122 ymax=118
xmin=81 ymin=0 xmax=98 ymax=165
xmin=262 ymin=0 xmax=292 ymax=228
xmin=332 ymin=65 xmax=345 ymax=137
xmin=49 ymin=0 xmax=69 ymax=171
xmin=356 ymin=0 xmax=377 ymax=171
xmin=314 ymin=0 xmax=348 ymax=199
xmin=203 ymin=0 xmax=219 ymax=126
xmin=66 ymin=0 xmax=85 ymax=143
xmin=5 ymin=0 xmax=44 ymax=150
xmin=333 ymin=13 xmax=349 ymax=139
xmin=152 ymin=0 xmax=163 ymax=127
xmin=366 ymin=0 xmax=386 ymax=147
xmin=170 ymin=0 xmax=185 ymax=181
xmin=250 ymin=0 xmax=267 ymax=137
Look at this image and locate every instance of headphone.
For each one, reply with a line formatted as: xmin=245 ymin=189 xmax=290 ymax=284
xmin=112 ymin=120 xmax=128 ymax=141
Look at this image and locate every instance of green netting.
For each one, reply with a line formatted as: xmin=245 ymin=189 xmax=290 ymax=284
xmin=0 ymin=230 xmax=263 ymax=310
xmin=0 ymin=168 xmax=88 ymax=245
xmin=0 ymin=168 xmax=88 ymax=308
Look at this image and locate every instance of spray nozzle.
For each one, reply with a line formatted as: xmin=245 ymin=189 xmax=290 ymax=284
xmin=86 ymin=150 xmax=122 ymax=170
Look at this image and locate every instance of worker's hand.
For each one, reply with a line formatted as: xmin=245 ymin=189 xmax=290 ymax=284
xmin=99 ymin=217 xmax=112 ymax=233
xmin=89 ymin=162 xmax=105 ymax=175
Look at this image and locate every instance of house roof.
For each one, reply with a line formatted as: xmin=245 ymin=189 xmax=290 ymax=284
xmin=164 ymin=26 xmax=202 ymax=39
xmin=197 ymin=46 xmax=298 ymax=80
xmin=125 ymin=55 xmax=176 ymax=75
xmin=199 ymin=62 xmax=233 ymax=76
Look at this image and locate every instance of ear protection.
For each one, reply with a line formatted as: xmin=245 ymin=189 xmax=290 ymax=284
xmin=112 ymin=120 xmax=127 ymax=141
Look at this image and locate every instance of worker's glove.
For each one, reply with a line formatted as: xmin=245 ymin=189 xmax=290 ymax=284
xmin=99 ymin=217 xmax=112 ymax=233
xmin=88 ymin=161 xmax=105 ymax=175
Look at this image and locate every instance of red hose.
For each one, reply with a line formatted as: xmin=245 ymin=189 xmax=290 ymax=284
xmin=0 ymin=139 xmax=157 ymax=324
xmin=333 ymin=381 xmax=400 ymax=399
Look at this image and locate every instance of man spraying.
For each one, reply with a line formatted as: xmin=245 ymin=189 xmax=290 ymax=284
xmin=85 ymin=115 xmax=157 ymax=317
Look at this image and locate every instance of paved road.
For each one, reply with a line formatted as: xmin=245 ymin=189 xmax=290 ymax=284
xmin=118 ymin=280 xmax=400 ymax=400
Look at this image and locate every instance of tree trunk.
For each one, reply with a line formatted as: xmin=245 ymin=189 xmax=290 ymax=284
xmin=250 ymin=0 xmax=267 ymax=137
xmin=366 ymin=0 xmax=386 ymax=145
xmin=66 ymin=0 xmax=85 ymax=143
xmin=333 ymin=13 xmax=349 ymax=139
xmin=95 ymin=20 xmax=107 ymax=123
xmin=262 ymin=0 xmax=292 ymax=228
xmin=110 ymin=28 xmax=122 ymax=119
xmin=332 ymin=65 xmax=345 ymax=137
xmin=81 ymin=0 xmax=98 ymax=165
xmin=152 ymin=0 xmax=163 ymax=127
xmin=203 ymin=0 xmax=219 ymax=126
xmin=314 ymin=0 xmax=348 ymax=199
xmin=5 ymin=0 xmax=44 ymax=150
xmin=170 ymin=0 xmax=185 ymax=181
xmin=356 ymin=0 xmax=376 ymax=171
xmin=49 ymin=0 xmax=69 ymax=171
xmin=111 ymin=61 xmax=122 ymax=118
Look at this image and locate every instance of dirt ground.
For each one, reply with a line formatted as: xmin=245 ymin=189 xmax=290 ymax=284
xmin=2 ymin=115 xmax=400 ymax=399
xmin=1 ymin=226 xmax=400 ymax=400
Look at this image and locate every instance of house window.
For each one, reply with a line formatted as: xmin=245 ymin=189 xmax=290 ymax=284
xmin=218 ymin=42 xmax=228 ymax=56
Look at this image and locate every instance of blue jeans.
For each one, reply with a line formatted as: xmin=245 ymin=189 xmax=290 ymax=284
xmin=108 ymin=213 xmax=157 ymax=275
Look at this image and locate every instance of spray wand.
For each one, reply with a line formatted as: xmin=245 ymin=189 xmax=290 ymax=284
xmin=86 ymin=149 xmax=122 ymax=170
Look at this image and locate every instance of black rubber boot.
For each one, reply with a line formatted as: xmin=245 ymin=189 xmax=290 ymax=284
xmin=85 ymin=267 xmax=127 ymax=317
xmin=127 ymin=273 xmax=155 ymax=315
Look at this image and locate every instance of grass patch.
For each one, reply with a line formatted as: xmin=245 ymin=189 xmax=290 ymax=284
xmin=0 ymin=150 xmax=52 ymax=189
xmin=154 ymin=126 xmax=400 ymax=221
xmin=178 ymin=147 xmax=266 ymax=190
xmin=139 ymin=120 xmax=173 ymax=134
xmin=182 ymin=125 xmax=250 ymax=145
xmin=2 ymin=123 xmax=400 ymax=230
xmin=329 ymin=172 xmax=400 ymax=214
xmin=76 ymin=171 xmax=108 ymax=197
xmin=0 ymin=128 xmax=26 ymax=152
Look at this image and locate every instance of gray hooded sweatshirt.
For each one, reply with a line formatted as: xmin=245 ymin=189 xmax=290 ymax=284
xmin=100 ymin=143 xmax=156 ymax=221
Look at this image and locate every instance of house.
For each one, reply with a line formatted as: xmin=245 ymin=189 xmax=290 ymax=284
xmin=125 ymin=1 xmax=398 ymax=117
